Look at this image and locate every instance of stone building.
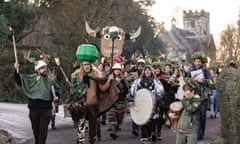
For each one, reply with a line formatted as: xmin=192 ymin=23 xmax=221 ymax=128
xmin=158 ymin=10 xmax=216 ymax=63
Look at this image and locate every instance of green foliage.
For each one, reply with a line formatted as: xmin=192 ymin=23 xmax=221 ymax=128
xmin=43 ymin=0 xmax=165 ymax=59
xmin=217 ymin=67 xmax=240 ymax=144
xmin=0 ymin=0 xmax=3 ymax=13
xmin=191 ymin=52 xmax=208 ymax=64
xmin=0 ymin=0 xmax=49 ymax=102
xmin=0 ymin=14 xmax=9 ymax=49
xmin=0 ymin=48 xmax=28 ymax=103
xmin=201 ymin=56 xmax=208 ymax=64
xmin=191 ymin=52 xmax=203 ymax=60
xmin=0 ymin=0 xmax=167 ymax=103
xmin=1 ymin=0 xmax=38 ymax=41
xmin=213 ymin=138 xmax=224 ymax=144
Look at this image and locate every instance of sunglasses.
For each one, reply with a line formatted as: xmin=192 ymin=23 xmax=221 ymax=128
xmin=82 ymin=63 xmax=90 ymax=66
xmin=138 ymin=64 xmax=145 ymax=67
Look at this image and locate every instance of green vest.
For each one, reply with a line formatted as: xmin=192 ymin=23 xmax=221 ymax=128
xmin=20 ymin=74 xmax=62 ymax=101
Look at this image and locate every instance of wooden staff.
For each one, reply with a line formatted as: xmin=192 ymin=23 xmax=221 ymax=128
xmin=54 ymin=57 xmax=71 ymax=86
xmin=109 ymin=30 xmax=119 ymax=72
xmin=9 ymin=26 xmax=18 ymax=63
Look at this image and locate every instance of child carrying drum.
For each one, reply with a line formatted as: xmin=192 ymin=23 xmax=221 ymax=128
xmin=169 ymin=79 xmax=201 ymax=144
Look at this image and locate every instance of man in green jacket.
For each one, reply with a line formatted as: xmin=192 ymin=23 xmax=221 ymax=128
xmin=14 ymin=60 xmax=62 ymax=144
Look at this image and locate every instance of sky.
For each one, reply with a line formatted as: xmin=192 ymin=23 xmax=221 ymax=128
xmin=148 ymin=0 xmax=240 ymax=41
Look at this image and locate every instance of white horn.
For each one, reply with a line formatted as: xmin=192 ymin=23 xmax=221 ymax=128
xmin=130 ymin=25 xmax=141 ymax=40
xmin=85 ymin=21 xmax=96 ymax=37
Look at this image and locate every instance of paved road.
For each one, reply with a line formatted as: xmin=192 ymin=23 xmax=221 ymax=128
xmin=0 ymin=103 xmax=221 ymax=144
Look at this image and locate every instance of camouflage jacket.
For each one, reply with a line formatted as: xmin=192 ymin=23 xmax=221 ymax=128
xmin=69 ymin=74 xmax=86 ymax=103
xmin=177 ymin=94 xmax=201 ymax=134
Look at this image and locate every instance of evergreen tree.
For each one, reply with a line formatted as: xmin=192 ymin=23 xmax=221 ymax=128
xmin=0 ymin=14 xmax=9 ymax=49
xmin=1 ymin=0 xmax=38 ymax=42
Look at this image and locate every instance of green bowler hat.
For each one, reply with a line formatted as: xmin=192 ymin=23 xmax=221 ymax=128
xmin=76 ymin=44 xmax=99 ymax=62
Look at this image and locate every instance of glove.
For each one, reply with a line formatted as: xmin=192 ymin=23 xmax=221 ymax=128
xmin=83 ymin=74 xmax=90 ymax=87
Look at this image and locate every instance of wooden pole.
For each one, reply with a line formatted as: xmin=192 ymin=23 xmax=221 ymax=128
xmin=59 ymin=66 xmax=71 ymax=86
xmin=54 ymin=57 xmax=71 ymax=86
xmin=9 ymin=26 xmax=18 ymax=63
xmin=111 ymin=38 xmax=115 ymax=68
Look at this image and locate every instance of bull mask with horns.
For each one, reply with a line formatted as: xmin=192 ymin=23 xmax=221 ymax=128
xmin=85 ymin=21 xmax=141 ymax=58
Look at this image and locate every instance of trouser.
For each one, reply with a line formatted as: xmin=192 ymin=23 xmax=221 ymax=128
xmin=77 ymin=104 xmax=98 ymax=144
xmin=210 ymin=89 xmax=218 ymax=116
xmin=101 ymin=113 xmax=106 ymax=123
xmin=51 ymin=109 xmax=56 ymax=128
xmin=51 ymin=116 xmax=55 ymax=128
xmin=107 ymin=111 xmax=124 ymax=135
xmin=86 ymin=104 xmax=98 ymax=144
xmin=132 ymin=121 xmax=139 ymax=131
xmin=70 ymin=104 xmax=84 ymax=123
xmin=176 ymin=133 xmax=198 ymax=144
xmin=151 ymin=117 xmax=163 ymax=136
xmin=77 ymin=118 xmax=85 ymax=144
xmin=141 ymin=120 xmax=152 ymax=139
xmin=29 ymin=109 xmax=52 ymax=144
xmin=198 ymin=99 xmax=208 ymax=138
xmin=96 ymin=118 xmax=101 ymax=139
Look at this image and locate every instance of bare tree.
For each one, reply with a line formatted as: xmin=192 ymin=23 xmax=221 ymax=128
xmin=219 ymin=10 xmax=240 ymax=66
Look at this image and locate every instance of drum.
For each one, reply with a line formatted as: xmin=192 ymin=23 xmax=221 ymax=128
xmin=130 ymin=88 xmax=154 ymax=125
xmin=170 ymin=101 xmax=183 ymax=114
xmin=169 ymin=101 xmax=183 ymax=132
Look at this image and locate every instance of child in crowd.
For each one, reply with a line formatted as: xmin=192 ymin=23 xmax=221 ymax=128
xmin=170 ymin=80 xmax=201 ymax=144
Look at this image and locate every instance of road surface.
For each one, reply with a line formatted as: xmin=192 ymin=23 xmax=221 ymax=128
xmin=0 ymin=103 xmax=221 ymax=144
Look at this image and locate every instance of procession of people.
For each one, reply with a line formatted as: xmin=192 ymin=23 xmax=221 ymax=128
xmin=12 ymin=22 xmax=219 ymax=144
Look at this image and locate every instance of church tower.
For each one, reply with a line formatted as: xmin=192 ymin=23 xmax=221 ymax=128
xmin=183 ymin=10 xmax=210 ymax=35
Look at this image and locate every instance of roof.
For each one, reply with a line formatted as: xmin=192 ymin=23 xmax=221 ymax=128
xmin=159 ymin=27 xmax=216 ymax=62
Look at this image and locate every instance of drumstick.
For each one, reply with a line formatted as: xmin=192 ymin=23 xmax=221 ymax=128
xmin=59 ymin=66 xmax=71 ymax=86
xmin=132 ymin=106 xmax=138 ymax=112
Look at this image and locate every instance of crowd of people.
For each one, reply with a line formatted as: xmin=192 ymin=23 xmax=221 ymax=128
xmin=13 ymin=43 xmax=219 ymax=144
